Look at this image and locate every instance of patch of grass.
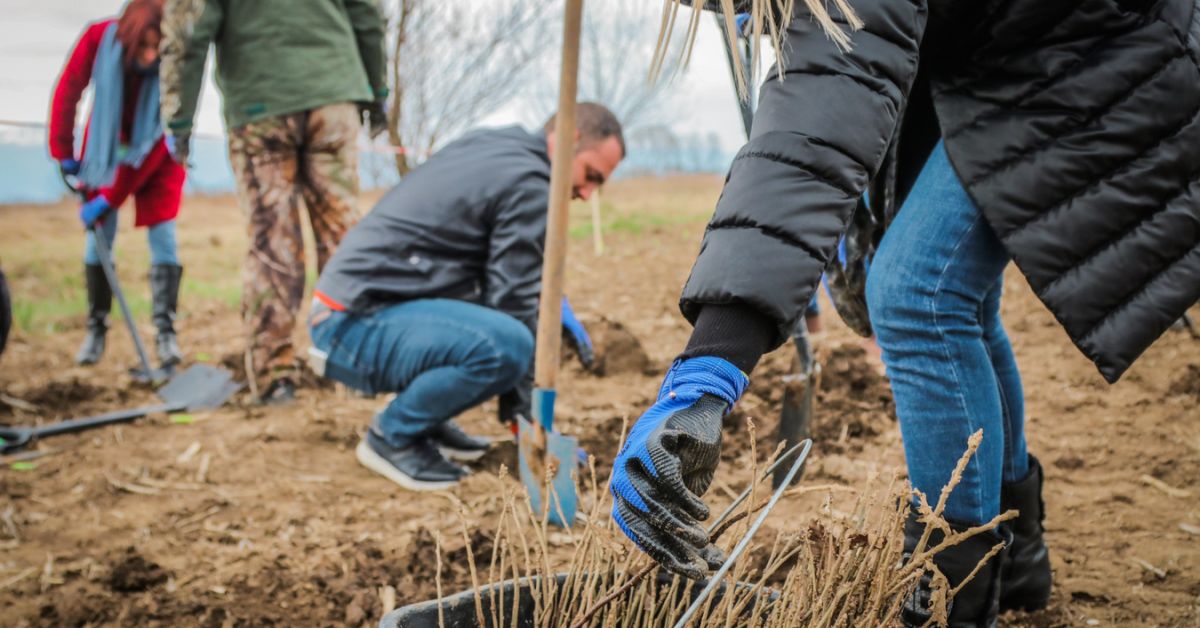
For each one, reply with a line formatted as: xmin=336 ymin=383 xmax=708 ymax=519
xmin=569 ymin=211 xmax=708 ymax=240
xmin=184 ymin=278 xmax=241 ymax=309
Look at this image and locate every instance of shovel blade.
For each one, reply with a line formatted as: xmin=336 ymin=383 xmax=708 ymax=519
xmin=157 ymin=364 xmax=242 ymax=410
xmin=517 ymin=388 xmax=578 ymax=527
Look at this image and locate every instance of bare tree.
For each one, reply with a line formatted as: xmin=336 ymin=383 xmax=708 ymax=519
xmin=381 ymin=0 xmax=553 ymax=175
xmin=519 ymin=0 xmax=685 ymax=132
xmin=580 ymin=0 xmax=683 ymax=130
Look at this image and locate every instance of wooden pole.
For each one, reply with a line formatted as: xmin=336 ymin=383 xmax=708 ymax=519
xmin=590 ymin=190 xmax=604 ymax=255
xmin=533 ymin=0 xmax=584 ymax=391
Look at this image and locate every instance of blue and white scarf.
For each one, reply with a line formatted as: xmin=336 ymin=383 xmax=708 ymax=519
xmin=78 ymin=22 xmax=162 ymax=189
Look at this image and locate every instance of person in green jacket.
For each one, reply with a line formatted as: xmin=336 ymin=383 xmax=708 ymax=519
xmin=159 ymin=0 xmax=388 ymax=404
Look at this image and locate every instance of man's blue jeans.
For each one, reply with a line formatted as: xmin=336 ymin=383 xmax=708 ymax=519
xmin=309 ymin=299 xmax=534 ymax=448
xmin=866 ymin=142 xmax=1029 ymax=526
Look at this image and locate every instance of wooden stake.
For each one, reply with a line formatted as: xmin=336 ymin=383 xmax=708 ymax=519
xmin=590 ymin=190 xmax=604 ymax=255
xmin=533 ymin=0 xmax=585 ymax=391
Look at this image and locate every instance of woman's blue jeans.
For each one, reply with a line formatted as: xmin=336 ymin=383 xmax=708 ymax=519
xmin=84 ymin=215 xmax=179 ymax=266
xmin=866 ymin=142 xmax=1029 ymax=526
xmin=309 ymin=298 xmax=534 ymax=448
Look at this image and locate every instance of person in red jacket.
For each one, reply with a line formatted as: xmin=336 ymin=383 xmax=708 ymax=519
xmin=48 ymin=0 xmax=187 ymax=368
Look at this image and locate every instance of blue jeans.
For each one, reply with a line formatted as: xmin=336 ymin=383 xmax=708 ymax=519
xmin=866 ymin=142 xmax=1028 ymax=526
xmin=84 ymin=216 xmax=179 ymax=266
xmin=309 ymin=298 xmax=534 ymax=448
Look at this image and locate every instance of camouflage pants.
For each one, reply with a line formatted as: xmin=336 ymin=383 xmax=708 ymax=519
xmin=227 ymin=102 xmax=361 ymax=388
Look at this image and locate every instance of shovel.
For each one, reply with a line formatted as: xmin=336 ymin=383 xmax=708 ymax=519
xmin=518 ymin=0 xmax=585 ymax=528
xmin=0 ymin=362 xmax=240 ymax=454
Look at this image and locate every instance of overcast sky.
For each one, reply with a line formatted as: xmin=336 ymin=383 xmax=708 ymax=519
xmin=0 ymin=0 xmax=753 ymax=153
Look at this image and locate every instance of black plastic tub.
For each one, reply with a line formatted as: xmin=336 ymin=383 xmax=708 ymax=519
xmin=379 ymin=572 xmax=778 ymax=628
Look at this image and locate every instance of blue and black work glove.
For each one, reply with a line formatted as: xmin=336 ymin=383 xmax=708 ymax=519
xmin=561 ymin=296 xmax=595 ymax=371
xmin=79 ymin=196 xmax=111 ymax=229
xmin=610 ymin=356 xmax=749 ymax=579
xmin=59 ymin=158 xmax=81 ymax=177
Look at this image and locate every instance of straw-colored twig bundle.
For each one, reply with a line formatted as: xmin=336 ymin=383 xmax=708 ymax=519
xmin=435 ymin=429 xmax=1007 ymax=627
xmin=650 ymin=0 xmax=863 ymax=99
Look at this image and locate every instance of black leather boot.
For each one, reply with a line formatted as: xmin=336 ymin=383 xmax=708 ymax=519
xmin=150 ymin=264 xmax=183 ymax=367
xmin=902 ymin=509 xmax=1009 ymax=628
xmin=999 ymin=456 xmax=1052 ymax=612
xmin=75 ymin=264 xmax=111 ymax=365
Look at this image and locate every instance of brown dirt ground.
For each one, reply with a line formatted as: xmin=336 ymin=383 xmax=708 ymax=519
xmin=0 ymin=176 xmax=1197 ymax=627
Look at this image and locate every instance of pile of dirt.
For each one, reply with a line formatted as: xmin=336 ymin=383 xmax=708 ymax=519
xmin=723 ymin=340 xmax=894 ymax=461
xmin=1167 ymin=363 xmax=1199 ymax=397
xmin=106 ymin=547 xmax=170 ymax=592
xmin=586 ymin=317 xmax=653 ymax=376
xmin=812 ymin=342 xmax=895 ymax=452
xmin=2 ymin=377 xmax=119 ymax=422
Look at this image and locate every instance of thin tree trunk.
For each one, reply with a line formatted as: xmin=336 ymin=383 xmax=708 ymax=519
xmin=388 ymin=0 xmax=412 ymax=176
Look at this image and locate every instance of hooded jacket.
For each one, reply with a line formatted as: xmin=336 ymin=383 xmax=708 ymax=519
xmin=681 ymin=0 xmax=1200 ymax=382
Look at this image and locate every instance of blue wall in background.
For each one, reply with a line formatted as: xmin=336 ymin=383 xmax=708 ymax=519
xmin=0 ymin=128 xmax=731 ymax=206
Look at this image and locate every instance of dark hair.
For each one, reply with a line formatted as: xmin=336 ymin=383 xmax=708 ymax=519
xmin=116 ymin=0 xmax=164 ymax=68
xmin=543 ymin=102 xmax=626 ymax=158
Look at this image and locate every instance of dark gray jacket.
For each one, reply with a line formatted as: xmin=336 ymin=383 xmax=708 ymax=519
xmin=317 ymin=125 xmax=550 ymax=324
xmin=316 ymin=126 xmax=551 ymax=416
xmin=681 ymin=0 xmax=1200 ymax=382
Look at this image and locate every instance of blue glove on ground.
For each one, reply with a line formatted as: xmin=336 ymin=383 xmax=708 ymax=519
xmin=59 ymin=159 xmax=81 ymax=176
xmin=610 ymin=356 xmax=749 ymax=579
xmin=79 ymin=196 xmax=111 ymax=229
xmin=561 ymin=296 xmax=594 ymax=370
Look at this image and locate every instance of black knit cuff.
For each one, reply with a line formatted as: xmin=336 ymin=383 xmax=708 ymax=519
xmin=680 ymin=303 xmax=776 ymax=373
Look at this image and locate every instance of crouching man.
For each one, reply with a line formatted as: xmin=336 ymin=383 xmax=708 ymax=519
xmin=310 ymin=104 xmax=624 ymax=491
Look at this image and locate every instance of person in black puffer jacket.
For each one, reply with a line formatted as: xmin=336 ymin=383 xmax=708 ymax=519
xmin=607 ymin=1 xmax=1200 ymax=626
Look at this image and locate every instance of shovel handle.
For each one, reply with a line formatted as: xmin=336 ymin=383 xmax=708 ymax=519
xmin=532 ymin=0 xmax=584 ymax=393
xmin=32 ymin=402 xmax=181 ymax=438
xmin=90 ymin=224 xmax=159 ymax=379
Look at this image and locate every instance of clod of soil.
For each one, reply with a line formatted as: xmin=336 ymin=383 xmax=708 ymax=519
xmin=1167 ymin=363 xmax=1199 ymax=397
xmin=106 ymin=547 xmax=170 ymax=592
xmin=588 ymin=318 xmax=652 ymax=376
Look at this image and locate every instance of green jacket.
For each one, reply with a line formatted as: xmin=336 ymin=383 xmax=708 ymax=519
xmin=160 ymin=0 xmax=387 ymax=133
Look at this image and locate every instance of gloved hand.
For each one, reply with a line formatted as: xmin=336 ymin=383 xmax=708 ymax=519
xmin=59 ymin=159 xmax=81 ymax=176
xmin=610 ymin=356 xmax=749 ymax=579
xmin=167 ymin=132 xmax=190 ymax=165
xmin=79 ymin=196 xmax=111 ymax=229
xmin=359 ymin=100 xmax=388 ymax=140
xmin=561 ymin=296 xmax=594 ymax=370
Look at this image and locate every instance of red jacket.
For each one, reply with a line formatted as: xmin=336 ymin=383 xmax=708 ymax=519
xmin=49 ymin=19 xmax=185 ymax=228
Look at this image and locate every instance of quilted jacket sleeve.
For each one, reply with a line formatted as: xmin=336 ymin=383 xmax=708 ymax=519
xmin=679 ymin=0 xmax=929 ymax=347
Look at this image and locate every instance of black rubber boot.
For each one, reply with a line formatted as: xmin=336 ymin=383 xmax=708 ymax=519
xmin=999 ymin=456 xmax=1052 ymax=612
xmin=150 ymin=264 xmax=183 ymax=367
xmin=75 ymin=264 xmax=111 ymax=366
xmin=901 ymin=509 xmax=1009 ymax=628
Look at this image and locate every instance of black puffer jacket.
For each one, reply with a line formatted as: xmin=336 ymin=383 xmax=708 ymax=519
xmin=680 ymin=0 xmax=1200 ymax=382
